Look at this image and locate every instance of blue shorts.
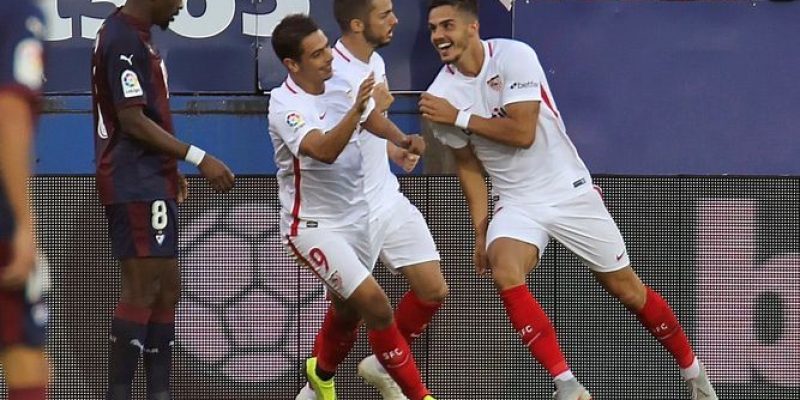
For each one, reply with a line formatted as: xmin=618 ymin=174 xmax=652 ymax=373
xmin=0 ymin=240 xmax=47 ymax=349
xmin=104 ymin=200 xmax=178 ymax=260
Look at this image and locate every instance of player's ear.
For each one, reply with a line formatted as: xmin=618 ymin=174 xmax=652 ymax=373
xmin=349 ymin=18 xmax=365 ymax=34
xmin=468 ymin=20 xmax=480 ymax=36
xmin=283 ymin=58 xmax=301 ymax=73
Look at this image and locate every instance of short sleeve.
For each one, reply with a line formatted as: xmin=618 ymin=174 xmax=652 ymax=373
xmin=270 ymin=98 xmax=323 ymax=157
xmin=0 ymin=5 xmax=45 ymax=101
xmin=499 ymin=42 xmax=545 ymax=107
xmin=430 ymin=122 xmax=470 ymax=149
xmin=103 ymin=30 xmax=149 ymax=109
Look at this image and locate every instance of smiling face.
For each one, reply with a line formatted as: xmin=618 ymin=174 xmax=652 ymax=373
xmin=293 ymin=30 xmax=334 ymax=83
xmin=428 ymin=4 xmax=479 ymax=65
xmin=152 ymin=0 xmax=183 ymax=30
xmin=362 ymin=0 xmax=399 ymax=49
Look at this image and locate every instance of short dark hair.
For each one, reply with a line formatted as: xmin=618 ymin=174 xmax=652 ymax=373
xmin=333 ymin=0 xmax=374 ymax=32
xmin=428 ymin=0 xmax=479 ymax=17
xmin=271 ymin=14 xmax=320 ymax=61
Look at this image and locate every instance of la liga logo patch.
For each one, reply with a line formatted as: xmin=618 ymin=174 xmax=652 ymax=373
xmin=286 ymin=112 xmax=305 ymax=130
xmin=121 ymin=69 xmax=143 ymax=98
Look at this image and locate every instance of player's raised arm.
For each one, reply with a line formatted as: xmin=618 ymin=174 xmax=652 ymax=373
xmin=299 ymin=73 xmax=374 ymax=164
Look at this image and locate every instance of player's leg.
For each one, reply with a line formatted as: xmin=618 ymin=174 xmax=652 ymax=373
xmin=138 ymin=200 xmax=180 ymax=400
xmin=552 ymin=189 xmax=716 ymax=399
xmin=287 ymin=230 xmax=434 ymax=400
xmin=104 ymin=201 xmax=176 ymax=400
xmin=143 ymin=258 xmax=179 ymax=400
xmin=383 ymin=201 xmax=447 ymax=344
xmin=592 ymin=267 xmax=716 ymax=398
xmin=487 ymin=206 xmax=590 ymax=399
xmin=1 ymin=346 xmax=49 ymax=400
xmin=0 ymin=242 xmax=49 ymax=400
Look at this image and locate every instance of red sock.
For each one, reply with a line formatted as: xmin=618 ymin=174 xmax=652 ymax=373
xmin=313 ymin=305 xmax=360 ymax=373
xmin=395 ymin=291 xmax=442 ymax=344
xmin=368 ymin=323 xmax=430 ymax=400
xmin=635 ymin=287 xmax=696 ymax=368
xmin=8 ymin=387 xmax=47 ymax=400
xmin=500 ymin=284 xmax=570 ymax=377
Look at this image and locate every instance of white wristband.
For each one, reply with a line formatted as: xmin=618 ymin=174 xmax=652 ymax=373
xmin=185 ymin=145 xmax=206 ymax=167
xmin=455 ymin=110 xmax=472 ymax=130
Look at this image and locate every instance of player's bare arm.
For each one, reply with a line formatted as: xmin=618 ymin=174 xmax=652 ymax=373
xmin=372 ymin=82 xmax=394 ymax=113
xmin=387 ymin=141 xmax=420 ymax=173
xmin=451 ymin=144 xmax=491 ymax=275
xmin=0 ymin=93 xmax=36 ymax=288
xmin=363 ymin=111 xmax=426 ymax=156
xmin=117 ymin=106 xmax=235 ymax=193
xmin=420 ymin=93 xmax=540 ymax=149
xmin=300 ymin=73 xmax=374 ymax=164
xmin=176 ymin=173 xmax=189 ymax=203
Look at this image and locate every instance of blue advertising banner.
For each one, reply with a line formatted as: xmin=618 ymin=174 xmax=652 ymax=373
xmin=41 ymin=0 xmax=512 ymax=93
xmin=513 ymin=0 xmax=800 ymax=175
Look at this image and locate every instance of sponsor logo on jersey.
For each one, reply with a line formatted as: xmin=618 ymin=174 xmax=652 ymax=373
xmin=510 ymin=80 xmax=538 ymax=90
xmin=487 ymin=74 xmax=502 ymax=91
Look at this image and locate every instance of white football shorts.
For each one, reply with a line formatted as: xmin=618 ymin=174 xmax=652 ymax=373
xmin=368 ymin=194 xmax=440 ymax=272
xmin=486 ymin=188 xmax=630 ymax=273
xmin=284 ymin=221 xmax=372 ymax=300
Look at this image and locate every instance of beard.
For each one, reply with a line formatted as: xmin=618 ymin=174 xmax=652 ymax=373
xmin=364 ymin=25 xmax=391 ymax=49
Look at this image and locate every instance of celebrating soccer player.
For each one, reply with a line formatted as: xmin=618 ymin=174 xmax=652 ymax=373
xmin=419 ymin=1 xmax=718 ymax=399
xmin=269 ymin=13 xmax=436 ymax=400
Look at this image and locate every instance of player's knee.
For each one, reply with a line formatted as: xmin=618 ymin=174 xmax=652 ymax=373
xmin=490 ymin=263 xmax=527 ymax=290
xmin=414 ymin=280 xmax=449 ymax=304
xmin=160 ymin=286 xmax=182 ymax=308
xmin=608 ymin=280 xmax=647 ymax=310
xmin=429 ymin=281 xmax=449 ymax=304
xmin=0 ymin=346 xmax=49 ymax=388
xmin=120 ymin=286 xmax=159 ymax=308
xmin=358 ymin=294 xmax=394 ymax=330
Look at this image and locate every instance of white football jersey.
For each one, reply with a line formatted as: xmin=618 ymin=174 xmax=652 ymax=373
xmin=332 ymin=40 xmax=401 ymax=216
xmin=268 ymin=74 xmax=369 ymax=235
xmin=428 ymin=39 xmax=592 ymax=205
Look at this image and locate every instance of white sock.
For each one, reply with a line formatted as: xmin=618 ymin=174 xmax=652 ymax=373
xmin=680 ymin=357 xmax=701 ymax=380
xmin=554 ymin=369 xmax=575 ymax=382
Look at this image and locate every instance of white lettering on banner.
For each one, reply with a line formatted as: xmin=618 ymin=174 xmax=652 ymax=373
xmin=41 ymin=0 xmax=310 ymax=41
xmin=242 ymin=0 xmax=310 ymax=37
xmin=169 ymin=0 xmax=235 ymax=39
xmin=41 ymin=0 xmax=72 ymax=41
xmin=81 ymin=0 xmax=124 ymax=39
xmin=697 ymin=200 xmax=799 ymax=387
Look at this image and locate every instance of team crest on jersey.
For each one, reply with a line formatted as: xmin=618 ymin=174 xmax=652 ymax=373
xmin=286 ymin=112 xmax=306 ymax=130
xmin=121 ymin=69 xmax=143 ymax=98
xmin=487 ymin=74 xmax=503 ymax=92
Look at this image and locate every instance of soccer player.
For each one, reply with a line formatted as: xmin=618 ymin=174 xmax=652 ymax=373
xmin=269 ymin=14 xmax=436 ymax=400
xmin=0 ymin=2 xmax=49 ymax=399
xmin=296 ymin=1 xmax=447 ymax=398
xmin=91 ymin=1 xmax=235 ymax=399
xmin=419 ymin=1 xmax=718 ymax=399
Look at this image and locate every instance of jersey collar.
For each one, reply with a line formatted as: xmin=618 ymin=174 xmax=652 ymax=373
xmin=333 ymin=39 xmax=372 ymax=68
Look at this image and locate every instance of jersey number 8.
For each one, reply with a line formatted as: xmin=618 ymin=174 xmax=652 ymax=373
xmin=151 ymin=200 xmax=168 ymax=230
